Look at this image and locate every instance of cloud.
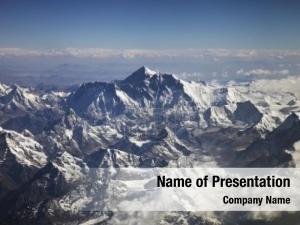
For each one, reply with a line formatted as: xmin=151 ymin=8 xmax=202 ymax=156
xmin=1 ymin=48 xmax=300 ymax=60
xmin=236 ymin=68 xmax=290 ymax=76
xmin=250 ymin=76 xmax=300 ymax=98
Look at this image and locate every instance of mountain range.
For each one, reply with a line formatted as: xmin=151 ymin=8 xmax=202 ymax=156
xmin=0 ymin=66 xmax=300 ymax=224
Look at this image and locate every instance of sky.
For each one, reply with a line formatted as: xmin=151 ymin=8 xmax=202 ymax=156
xmin=0 ymin=0 xmax=300 ymax=49
xmin=1 ymin=0 xmax=300 ymax=86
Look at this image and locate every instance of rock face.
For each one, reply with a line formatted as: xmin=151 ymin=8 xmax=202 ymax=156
xmin=0 ymin=67 xmax=300 ymax=224
xmin=233 ymin=101 xmax=263 ymax=125
xmin=234 ymin=113 xmax=300 ymax=167
xmin=0 ymin=127 xmax=48 ymax=220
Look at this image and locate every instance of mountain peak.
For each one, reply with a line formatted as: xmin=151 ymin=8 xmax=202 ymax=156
xmin=123 ymin=66 xmax=157 ymax=84
xmin=0 ymin=128 xmax=47 ymax=168
xmin=137 ymin=66 xmax=157 ymax=76
xmin=143 ymin=66 xmax=157 ymax=76
xmin=277 ymin=112 xmax=300 ymax=131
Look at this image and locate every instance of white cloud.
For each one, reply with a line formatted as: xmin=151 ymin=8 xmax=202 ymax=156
xmin=251 ymin=76 xmax=300 ymax=98
xmin=236 ymin=68 xmax=290 ymax=76
xmin=0 ymin=48 xmax=300 ymax=60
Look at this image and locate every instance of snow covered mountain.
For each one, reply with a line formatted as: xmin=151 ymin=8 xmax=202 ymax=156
xmin=0 ymin=66 xmax=300 ymax=224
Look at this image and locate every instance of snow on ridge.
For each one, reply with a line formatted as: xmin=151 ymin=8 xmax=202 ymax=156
xmin=128 ymin=136 xmax=150 ymax=147
xmin=1 ymin=128 xmax=47 ymax=168
xmin=180 ymin=79 xmax=214 ymax=109
xmin=1 ymin=85 xmax=43 ymax=110
xmin=208 ymin=106 xmax=232 ymax=126
xmin=144 ymin=66 xmax=157 ymax=76
xmin=52 ymin=151 xmax=86 ymax=183
xmin=0 ymin=83 xmax=11 ymax=96
xmin=115 ymin=89 xmax=138 ymax=107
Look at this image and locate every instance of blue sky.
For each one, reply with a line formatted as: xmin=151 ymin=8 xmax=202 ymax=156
xmin=0 ymin=0 xmax=300 ymax=49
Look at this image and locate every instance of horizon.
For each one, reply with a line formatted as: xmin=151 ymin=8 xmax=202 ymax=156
xmin=1 ymin=47 xmax=300 ymax=86
xmin=1 ymin=0 xmax=300 ymax=86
